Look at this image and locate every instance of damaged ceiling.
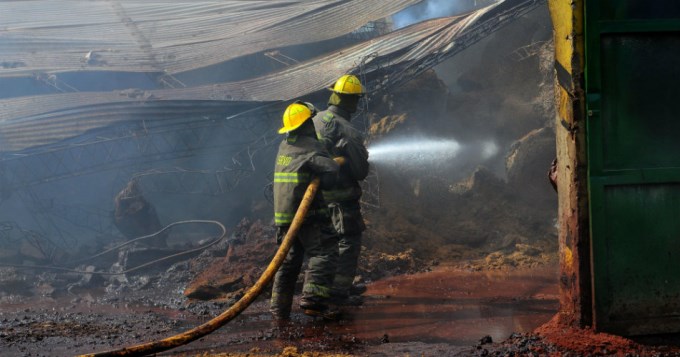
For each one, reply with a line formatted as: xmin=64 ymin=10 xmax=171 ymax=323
xmin=0 ymin=0 xmax=544 ymax=155
xmin=0 ymin=0 xmax=546 ymax=248
xmin=0 ymin=0 xmax=422 ymax=76
xmin=0 ymin=15 xmax=479 ymax=151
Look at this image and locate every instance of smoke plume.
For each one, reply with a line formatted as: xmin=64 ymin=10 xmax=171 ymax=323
xmin=392 ymin=0 xmax=497 ymax=29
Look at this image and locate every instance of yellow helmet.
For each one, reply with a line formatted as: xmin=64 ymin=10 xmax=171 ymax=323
xmin=328 ymin=74 xmax=365 ymax=96
xmin=278 ymin=101 xmax=315 ymax=134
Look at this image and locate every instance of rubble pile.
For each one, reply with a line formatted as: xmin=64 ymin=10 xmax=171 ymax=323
xmin=184 ymin=218 xmax=276 ymax=301
xmin=361 ymin=8 xmax=558 ymax=271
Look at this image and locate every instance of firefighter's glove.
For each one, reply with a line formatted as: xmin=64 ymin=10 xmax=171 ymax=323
xmin=276 ymin=227 xmax=288 ymax=245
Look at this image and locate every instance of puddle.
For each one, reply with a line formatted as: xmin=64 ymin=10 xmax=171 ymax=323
xmin=169 ymin=264 xmax=559 ymax=355
xmin=0 ymin=265 xmax=558 ymax=356
xmin=341 ymin=265 xmax=559 ymax=345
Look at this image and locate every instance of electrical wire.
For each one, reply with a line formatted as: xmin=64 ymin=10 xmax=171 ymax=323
xmin=0 ymin=220 xmax=227 ymax=276
xmin=79 ymin=178 xmax=321 ymax=357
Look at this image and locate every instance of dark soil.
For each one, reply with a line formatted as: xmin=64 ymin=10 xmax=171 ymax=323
xmin=1 ymin=220 xmax=678 ymax=357
xmin=0 ymin=264 xmax=558 ymax=357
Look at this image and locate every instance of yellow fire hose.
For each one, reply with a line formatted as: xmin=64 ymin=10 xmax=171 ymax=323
xmin=79 ymin=177 xmax=323 ymax=357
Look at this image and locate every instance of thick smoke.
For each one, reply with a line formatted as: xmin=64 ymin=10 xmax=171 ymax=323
xmin=392 ymin=0 xmax=497 ymax=29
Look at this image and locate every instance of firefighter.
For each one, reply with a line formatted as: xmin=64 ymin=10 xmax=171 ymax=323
xmin=113 ymin=179 xmax=167 ymax=248
xmin=312 ymin=74 xmax=370 ymax=305
xmin=270 ymin=101 xmax=340 ymax=321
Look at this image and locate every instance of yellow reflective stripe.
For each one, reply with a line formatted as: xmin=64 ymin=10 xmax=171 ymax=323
xmin=275 ymin=209 xmax=327 ymax=224
xmin=274 ymin=179 xmax=302 ymax=183
xmin=322 ymin=112 xmax=334 ymax=123
xmin=275 ymin=212 xmax=294 ymax=225
xmin=303 ymin=282 xmax=331 ymax=298
xmin=274 ymin=172 xmax=310 ymax=183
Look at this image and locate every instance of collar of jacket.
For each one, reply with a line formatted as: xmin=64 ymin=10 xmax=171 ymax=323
xmin=328 ymin=105 xmax=352 ymax=122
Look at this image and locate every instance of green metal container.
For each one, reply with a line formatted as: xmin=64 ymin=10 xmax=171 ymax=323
xmin=585 ymin=0 xmax=680 ymax=335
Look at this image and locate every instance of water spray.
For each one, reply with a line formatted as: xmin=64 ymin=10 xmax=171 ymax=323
xmin=368 ymin=137 xmax=499 ymax=171
xmin=368 ymin=138 xmax=462 ymax=165
xmin=368 ymin=139 xmax=461 ymax=164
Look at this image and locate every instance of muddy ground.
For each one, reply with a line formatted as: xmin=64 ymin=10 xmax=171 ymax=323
xmin=2 ymin=219 xmax=679 ymax=356
xmin=2 ymin=211 xmax=556 ymax=357
xmin=3 ymin=7 xmax=680 ymax=357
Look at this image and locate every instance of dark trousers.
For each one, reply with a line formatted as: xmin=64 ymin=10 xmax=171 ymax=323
xmin=270 ymin=221 xmax=338 ymax=317
xmin=332 ymin=232 xmax=362 ymax=297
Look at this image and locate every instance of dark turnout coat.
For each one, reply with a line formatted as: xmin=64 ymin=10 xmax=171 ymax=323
xmin=312 ymin=105 xmax=369 ymax=204
xmin=273 ymin=133 xmax=338 ymax=227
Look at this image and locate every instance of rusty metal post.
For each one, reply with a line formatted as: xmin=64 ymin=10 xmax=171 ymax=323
xmin=548 ymin=0 xmax=591 ymax=328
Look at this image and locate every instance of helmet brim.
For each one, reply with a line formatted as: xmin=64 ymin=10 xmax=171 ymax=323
xmin=327 ymin=86 xmax=365 ymax=96
xmin=278 ymin=119 xmax=307 ymax=134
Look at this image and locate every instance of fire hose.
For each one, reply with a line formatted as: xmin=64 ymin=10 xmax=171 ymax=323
xmin=78 ymin=176 xmax=323 ymax=357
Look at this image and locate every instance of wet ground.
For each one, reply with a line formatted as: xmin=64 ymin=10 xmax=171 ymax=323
xmin=0 ymin=265 xmax=558 ymax=356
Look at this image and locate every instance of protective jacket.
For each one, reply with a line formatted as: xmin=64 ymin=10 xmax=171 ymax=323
xmin=312 ymin=105 xmax=369 ymax=203
xmin=273 ymin=130 xmax=338 ymax=227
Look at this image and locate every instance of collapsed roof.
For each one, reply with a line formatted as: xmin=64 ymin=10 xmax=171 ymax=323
xmin=0 ymin=0 xmax=547 ymax=249
xmin=0 ymin=0 xmax=421 ymax=76
xmin=0 ymin=0 xmax=543 ymax=155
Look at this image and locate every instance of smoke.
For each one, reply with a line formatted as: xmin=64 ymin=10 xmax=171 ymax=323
xmin=392 ymin=0 xmax=497 ymax=29
xmin=481 ymin=140 xmax=499 ymax=159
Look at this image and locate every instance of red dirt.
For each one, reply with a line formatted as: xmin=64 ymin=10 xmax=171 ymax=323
xmin=534 ymin=315 xmax=680 ymax=356
xmin=184 ymin=219 xmax=276 ymax=301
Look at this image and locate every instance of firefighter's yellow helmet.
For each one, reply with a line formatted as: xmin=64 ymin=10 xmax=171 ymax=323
xmin=278 ymin=101 xmax=315 ymax=134
xmin=328 ymin=74 xmax=365 ymax=95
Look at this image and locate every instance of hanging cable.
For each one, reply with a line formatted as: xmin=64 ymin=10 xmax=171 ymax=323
xmin=0 ymin=220 xmax=227 ymax=276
